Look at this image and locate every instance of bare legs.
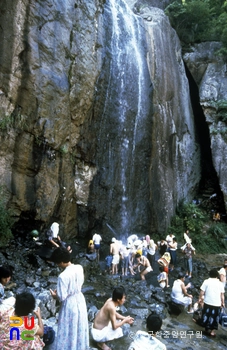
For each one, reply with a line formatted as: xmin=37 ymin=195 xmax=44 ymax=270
xmin=97 ymin=342 xmax=112 ymax=350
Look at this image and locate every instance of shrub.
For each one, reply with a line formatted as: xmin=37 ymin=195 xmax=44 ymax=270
xmin=167 ymin=201 xmax=227 ymax=253
xmin=207 ymin=222 xmax=227 ymax=239
xmin=193 ymin=233 xmax=227 ymax=253
xmin=168 ymin=202 xmax=207 ymax=238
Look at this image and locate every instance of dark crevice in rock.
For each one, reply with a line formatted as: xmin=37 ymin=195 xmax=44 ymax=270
xmin=184 ymin=63 xmax=226 ymax=216
xmin=12 ymin=210 xmax=43 ymax=238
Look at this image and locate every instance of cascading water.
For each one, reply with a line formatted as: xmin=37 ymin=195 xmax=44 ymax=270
xmin=87 ymin=0 xmax=153 ymax=242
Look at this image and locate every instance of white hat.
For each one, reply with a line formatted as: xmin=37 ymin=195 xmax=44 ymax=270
xmin=112 ymin=237 xmax=116 ymax=243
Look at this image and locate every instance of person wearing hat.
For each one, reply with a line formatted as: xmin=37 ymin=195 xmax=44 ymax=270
xmin=110 ymin=238 xmax=120 ymax=275
xmin=47 ymin=222 xmax=72 ymax=253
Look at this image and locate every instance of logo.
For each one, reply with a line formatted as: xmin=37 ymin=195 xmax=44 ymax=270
xmin=10 ymin=316 xmax=35 ymax=341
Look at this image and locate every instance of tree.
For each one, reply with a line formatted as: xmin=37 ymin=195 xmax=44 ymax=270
xmin=165 ymin=0 xmax=227 ymax=59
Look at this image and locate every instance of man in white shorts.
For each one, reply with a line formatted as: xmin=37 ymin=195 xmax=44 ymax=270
xmin=91 ymin=286 xmax=134 ymax=350
xmin=110 ymin=238 xmax=120 ymax=275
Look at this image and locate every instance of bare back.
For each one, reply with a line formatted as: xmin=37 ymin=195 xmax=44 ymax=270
xmin=110 ymin=242 xmax=120 ymax=256
xmin=141 ymin=256 xmax=150 ymax=268
xmin=93 ymin=298 xmax=116 ymax=330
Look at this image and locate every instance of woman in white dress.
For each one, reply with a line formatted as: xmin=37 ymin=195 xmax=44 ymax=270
xmin=50 ymin=247 xmax=89 ymax=350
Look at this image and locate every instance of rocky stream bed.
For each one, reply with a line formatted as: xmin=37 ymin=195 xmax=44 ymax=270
xmin=1 ymin=236 xmax=227 ymax=350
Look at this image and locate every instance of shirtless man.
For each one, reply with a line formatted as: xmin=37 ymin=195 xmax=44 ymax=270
xmin=110 ymin=238 xmax=120 ymax=275
xmin=134 ymin=253 xmax=153 ymax=280
xmin=91 ymin=286 xmax=134 ymax=350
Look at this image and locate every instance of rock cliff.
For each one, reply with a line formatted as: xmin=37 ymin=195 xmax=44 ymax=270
xmin=184 ymin=42 xmax=227 ymax=212
xmin=0 ymin=0 xmax=208 ymax=240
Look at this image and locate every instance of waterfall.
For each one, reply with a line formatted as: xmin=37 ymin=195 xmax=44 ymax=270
xmin=90 ymin=0 xmax=153 ymax=242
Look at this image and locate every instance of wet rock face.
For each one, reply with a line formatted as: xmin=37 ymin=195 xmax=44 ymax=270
xmin=0 ymin=0 xmax=103 ymax=236
xmin=78 ymin=3 xmax=201 ymax=239
xmin=184 ymin=42 xmax=227 ymax=211
xmin=0 ymin=1 xmax=201 ymax=240
xmin=80 ymin=0 xmax=153 ymax=240
xmin=137 ymin=7 xmax=201 ymax=233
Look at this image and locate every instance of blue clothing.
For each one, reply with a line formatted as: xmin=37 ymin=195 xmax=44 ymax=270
xmin=105 ymin=255 xmax=113 ymax=267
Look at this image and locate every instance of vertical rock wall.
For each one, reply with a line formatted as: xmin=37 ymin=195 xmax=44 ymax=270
xmin=0 ymin=0 xmax=103 ymax=235
xmin=78 ymin=3 xmax=201 ymax=238
xmin=139 ymin=7 xmax=201 ymax=233
xmin=184 ymin=42 xmax=227 ymax=211
xmin=0 ymin=0 xmax=201 ymax=239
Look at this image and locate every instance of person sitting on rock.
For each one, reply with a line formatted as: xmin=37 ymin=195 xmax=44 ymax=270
xmin=133 ymin=253 xmax=153 ymax=280
xmin=127 ymin=312 xmax=166 ymax=350
xmin=171 ymin=272 xmax=193 ymax=314
xmin=91 ymin=286 xmax=134 ymax=350
xmin=157 ymin=266 xmax=169 ymax=289
xmin=46 ymin=222 xmax=72 ymax=253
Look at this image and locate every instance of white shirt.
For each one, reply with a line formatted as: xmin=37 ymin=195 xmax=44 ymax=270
xmin=200 ymin=277 xmax=224 ymax=306
xmin=147 ymin=241 xmax=157 ymax=255
xmin=92 ymin=233 xmax=102 ymax=244
xmin=50 ymin=222 xmax=59 ymax=238
xmin=165 ymin=235 xmax=175 ymax=248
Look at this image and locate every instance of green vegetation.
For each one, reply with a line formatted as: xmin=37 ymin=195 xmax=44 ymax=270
xmin=0 ymin=189 xmax=13 ymax=247
xmin=0 ymin=109 xmax=28 ymax=131
xmin=0 ymin=114 xmax=14 ymax=130
xmin=215 ymin=100 xmax=227 ymax=123
xmin=167 ymin=202 xmax=227 ymax=253
xmin=59 ymin=145 xmax=69 ymax=155
xmin=165 ymin=0 xmax=227 ymax=59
